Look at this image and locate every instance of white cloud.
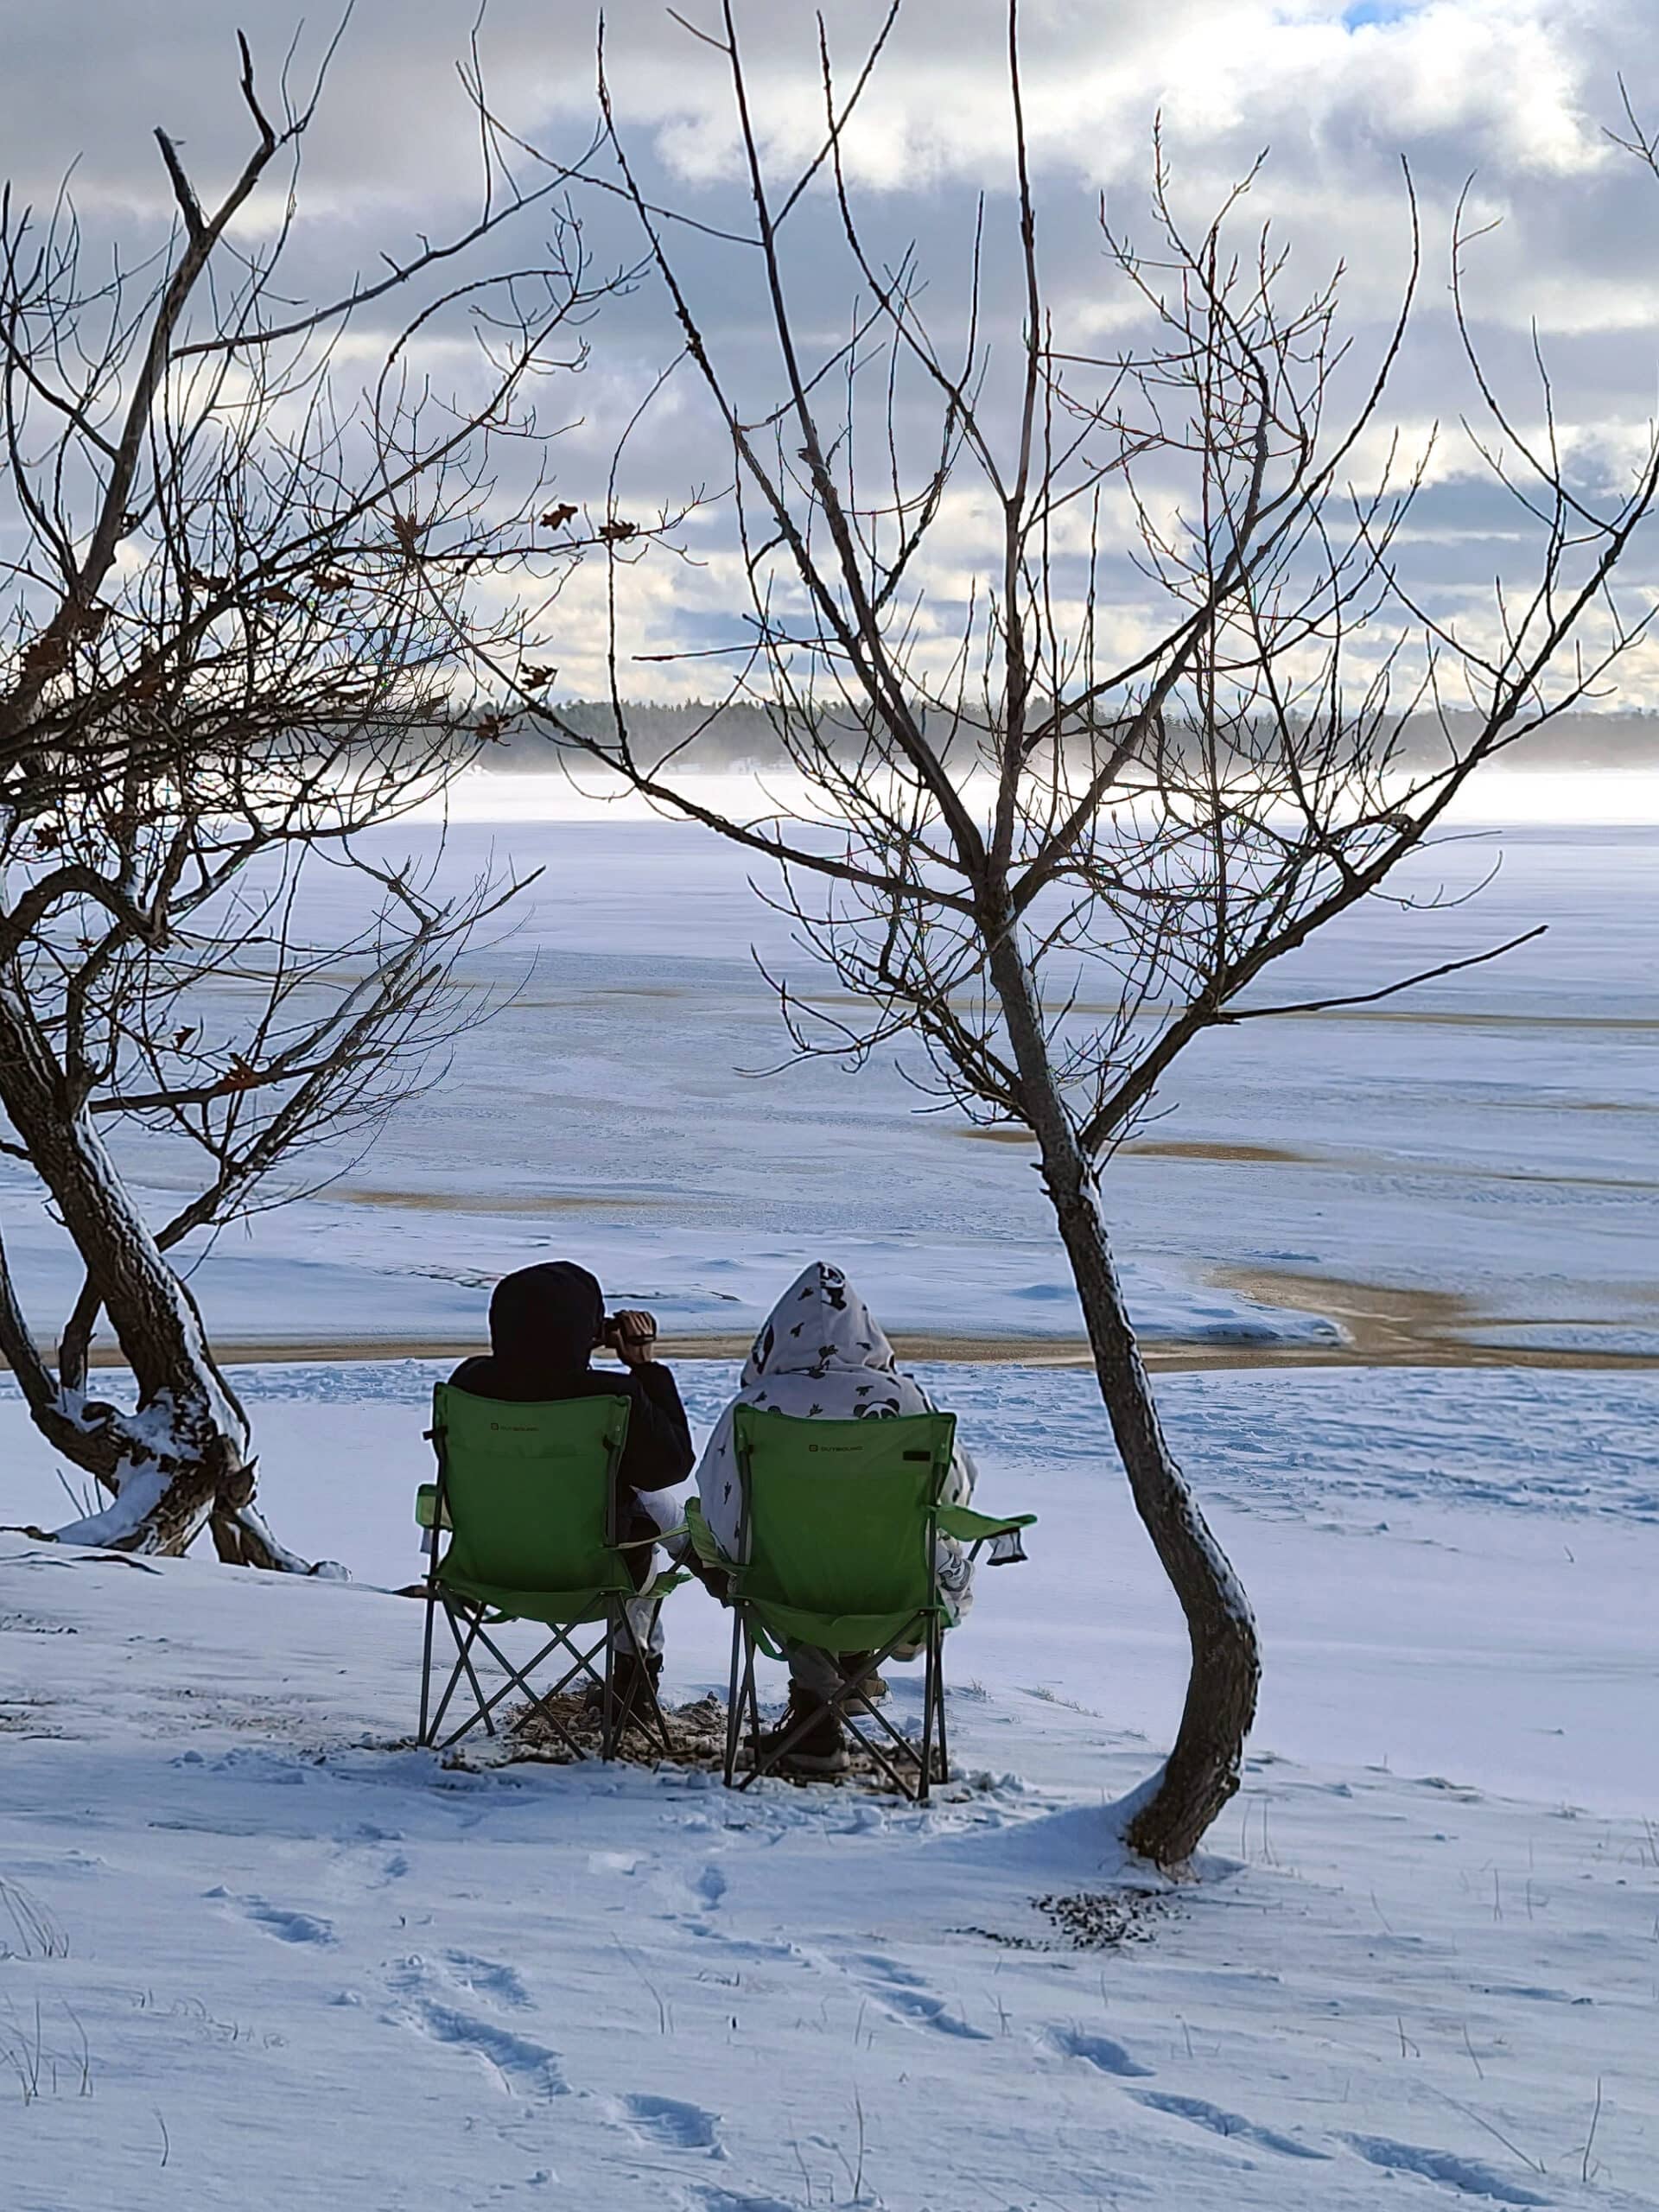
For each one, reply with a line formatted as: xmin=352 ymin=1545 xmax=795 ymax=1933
xmin=6 ymin=0 xmax=1659 ymax=696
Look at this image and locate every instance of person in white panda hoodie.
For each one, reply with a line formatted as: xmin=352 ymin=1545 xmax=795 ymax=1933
xmin=694 ymin=1260 xmax=977 ymax=1775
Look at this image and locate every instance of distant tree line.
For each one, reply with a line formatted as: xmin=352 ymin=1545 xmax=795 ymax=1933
xmin=476 ymin=700 xmax=1659 ymax=772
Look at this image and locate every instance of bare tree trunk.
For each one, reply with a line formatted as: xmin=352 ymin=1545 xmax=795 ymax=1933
xmin=1046 ymin=1167 xmax=1260 ymax=1864
xmin=988 ymin=928 xmax=1259 ymax=1867
xmin=209 ymin=1503 xmax=327 ymax=1573
xmin=0 ymin=982 xmax=261 ymax=1557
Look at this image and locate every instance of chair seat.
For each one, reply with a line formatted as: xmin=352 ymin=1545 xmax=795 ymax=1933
xmin=441 ymin=1563 xmax=696 ymax=1629
xmin=742 ymin=1598 xmax=933 ymax=1652
xmin=436 ymin=1570 xmax=626 ymax=1628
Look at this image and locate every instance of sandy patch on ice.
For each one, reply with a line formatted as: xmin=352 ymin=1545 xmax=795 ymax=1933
xmin=331 ymin=1186 xmax=658 ymax=1212
xmin=957 ymin=1130 xmax=1309 ymax=1166
xmin=1213 ymin=1264 xmax=1659 ymax=1369
xmin=964 ymin=1123 xmax=1659 ymax=1196
xmin=80 ymin=1307 xmax=1659 ymax=1372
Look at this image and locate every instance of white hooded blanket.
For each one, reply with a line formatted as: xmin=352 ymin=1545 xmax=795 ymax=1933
xmin=695 ymin=1262 xmax=976 ymax=1626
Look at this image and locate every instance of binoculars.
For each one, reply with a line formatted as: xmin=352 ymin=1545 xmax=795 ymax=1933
xmin=601 ymin=1312 xmax=657 ymax=1348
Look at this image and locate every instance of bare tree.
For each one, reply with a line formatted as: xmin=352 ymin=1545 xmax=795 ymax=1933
xmin=485 ymin=2 xmax=1659 ymax=1865
xmin=0 ymin=32 xmax=623 ymax=1566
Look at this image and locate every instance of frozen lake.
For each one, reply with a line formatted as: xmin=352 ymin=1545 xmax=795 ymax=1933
xmin=2 ymin=774 xmax=1656 ymax=1357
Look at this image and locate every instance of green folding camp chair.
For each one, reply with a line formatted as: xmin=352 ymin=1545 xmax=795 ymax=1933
xmin=415 ymin=1382 xmax=687 ymax=1759
xmin=689 ymin=1406 xmax=1036 ymax=1802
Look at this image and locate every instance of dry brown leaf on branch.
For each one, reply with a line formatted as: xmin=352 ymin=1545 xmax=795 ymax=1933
xmin=539 ymin=502 xmax=578 ymax=530
xmin=212 ymin=1056 xmax=264 ymax=1096
xmin=19 ymin=632 xmax=70 ymax=681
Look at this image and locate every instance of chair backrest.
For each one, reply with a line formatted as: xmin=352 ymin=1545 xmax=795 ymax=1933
xmin=431 ymin=1383 xmax=632 ymax=1599
xmin=731 ymin=1406 xmax=956 ymax=1628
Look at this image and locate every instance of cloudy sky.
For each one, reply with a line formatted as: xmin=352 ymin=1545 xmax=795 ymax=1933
xmin=5 ymin=0 xmax=1659 ymax=709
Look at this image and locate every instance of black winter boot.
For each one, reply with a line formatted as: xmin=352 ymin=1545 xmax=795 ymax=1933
xmin=836 ymin=1651 xmax=890 ymax=1703
xmin=757 ymin=1688 xmax=849 ymax=1777
xmin=585 ymin=1651 xmax=664 ymax=1727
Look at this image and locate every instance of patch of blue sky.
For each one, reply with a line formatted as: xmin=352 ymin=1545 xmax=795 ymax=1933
xmin=1341 ymin=0 xmax=1422 ymax=27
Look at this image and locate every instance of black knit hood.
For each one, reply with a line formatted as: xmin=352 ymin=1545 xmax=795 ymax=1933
xmin=487 ymin=1261 xmax=605 ymax=1378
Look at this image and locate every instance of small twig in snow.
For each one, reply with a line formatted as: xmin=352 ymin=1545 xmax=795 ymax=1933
xmin=1427 ymin=2084 xmax=1548 ymax=2177
xmin=610 ymin=1935 xmax=672 ymax=2035
xmin=1581 ymin=2077 xmax=1603 ymax=2184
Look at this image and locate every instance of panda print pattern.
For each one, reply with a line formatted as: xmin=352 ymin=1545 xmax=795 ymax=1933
xmin=693 ymin=1262 xmax=978 ymax=1620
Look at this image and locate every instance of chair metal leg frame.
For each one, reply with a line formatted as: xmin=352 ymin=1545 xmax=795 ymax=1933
xmin=417 ymin=1572 xmax=442 ymax=1745
xmin=602 ymin=1599 xmax=676 ymax=1761
xmin=418 ymin=1592 xmax=679 ymax=1764
xmin=425 ymin=1605 xmax=531 ymax=1747
xmin=732 ymin=1627 xmax=911 ymax=1798
xmin=423 ymin=1601 xmax=495 ymax=1749
xmin=725 ymin=1615 xmax=770 ymax=1788
xmin=731 ymin=1615 xmax=949 ymax=1802
xmin=598 ymin=1617 xmax=616 ymax=1762
xmin=461 ymin=1616 xmax=611 ymax=1755
xmin=915 ymin=1618 xmax=945 ymax=1807
xmin=928 ymin=1619 xmax=948 ymax=1790
xmin=842 ymin=1637 xmax=948 ymax=1802
xmin=721 ymin=1611 xmax=747 ymax=1787
xmin=832 ymin=1630 xmax=946 ymax=1803
xmin=422 ymin=1598 xmax=609 ymax=1757
xmin=459 ymin=1615 xmax=613 ymax=1757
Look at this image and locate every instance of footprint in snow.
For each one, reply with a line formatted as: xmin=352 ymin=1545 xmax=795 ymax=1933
xmin=1478 ymin=1982 xmax=1580 ymax=2005
xmin=209 ymin=1890 xmax=335 ymax=1945
xmin=653 ymin=1858 xmax=728 ymax=1921
xmin=1343 ymin=2134 xmax=1548 ymax=2204
xmin=439 ymin=1951 xmax=534 ymax=2012
xmin=1046 ymin=2024 xmax=1154 ymax=2077
xmin=331 ymin=1838 xmax=411 ymax=1890
xmin=613 ymin=2092 xmax=722 ymax=2152
xmin=389 ymin=1952 xmax=533 ymax=2014
xmin=1137 ymin=2093 xmax=1330 ymax=2161
xmin=684 ymin=1925 xmax=802 ymax=1965
xmin=682 ymin=2190 xmax=795 ymax=2212
xmin=388 ymin=1990 xmax=568 ymax=2097
xmin=842 ymin=1952 xmax=990 ymax=2041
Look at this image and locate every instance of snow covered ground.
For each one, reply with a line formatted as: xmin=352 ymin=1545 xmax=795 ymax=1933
xmin=3 ymin=1357 xmax=1656 ymax=2209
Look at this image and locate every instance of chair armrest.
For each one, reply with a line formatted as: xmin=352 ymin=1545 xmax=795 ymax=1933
xmin=642 ymin=1567 xmax=694 ymax=1603
xmin=616 ymin=1523 xmax=688 ymax=1549
xmin=683 ymin=1497 xmax=734 ymax=1570
xmin=415 ymin=1483 xmax=452 ymax=1533
xmin=938 ymin=1505 xmax=1036 ymax=1543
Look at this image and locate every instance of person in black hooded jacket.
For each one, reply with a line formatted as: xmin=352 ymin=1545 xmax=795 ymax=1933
xmin=448 ymin=1261 xmax=694 ymax=1700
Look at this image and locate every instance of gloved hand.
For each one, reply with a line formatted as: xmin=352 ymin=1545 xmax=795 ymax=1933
xmin=606 ymin=1308 xmax=658 ymax=1366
